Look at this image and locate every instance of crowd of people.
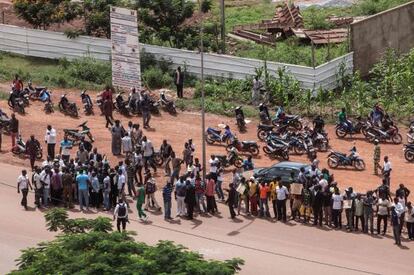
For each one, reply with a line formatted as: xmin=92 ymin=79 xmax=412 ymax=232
xmin=4 ymin=79 xmax=413 ymax=246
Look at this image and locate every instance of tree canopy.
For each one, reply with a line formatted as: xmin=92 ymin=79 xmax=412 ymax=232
xmin=10 ymin=208 xmax=243 ymax=275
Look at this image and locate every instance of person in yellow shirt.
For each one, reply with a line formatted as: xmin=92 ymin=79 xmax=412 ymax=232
xmin=269 ymin=178 xmax=278 ymax=219
xmin=248 ymin=177 xmax=258 ymax=216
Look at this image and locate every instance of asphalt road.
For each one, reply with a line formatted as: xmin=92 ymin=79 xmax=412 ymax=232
xmin=1 ymin=163 xmax=413 ymax=275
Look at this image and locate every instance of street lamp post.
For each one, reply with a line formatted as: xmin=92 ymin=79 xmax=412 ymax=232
xmin=200 ymin=8 xmax=206 ymax=182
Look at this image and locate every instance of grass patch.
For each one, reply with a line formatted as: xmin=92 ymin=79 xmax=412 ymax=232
xmin=0 ymin=52 xmax=110 ymax=90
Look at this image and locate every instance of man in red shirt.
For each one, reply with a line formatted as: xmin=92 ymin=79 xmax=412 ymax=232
xmin=205 ymin=174 xmax=216 ymax=214
xmin=13 ymin=74 xmax=24 ymax=92
xmin=259 ymin=181 xmax=270 ymax=217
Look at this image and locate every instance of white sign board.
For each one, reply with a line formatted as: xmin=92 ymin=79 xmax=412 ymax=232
xmin=110 ymin=7 xmax=141 ymax=89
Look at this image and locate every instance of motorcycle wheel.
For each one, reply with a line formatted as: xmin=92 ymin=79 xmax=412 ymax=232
xmin=257 ymin=130 xmax=267 ymax=141
xmin=404 ymin=150 xmax=414 ymax=162
xmin=408 ymin=135 xmax=414 ymax=144
xmin=335 ymin=127 xmax=347 ymax=138
xmin=263 ymin=146 xmax=272 ymax=155
xmin=249 ymin=146 xmax=259 ymax=156
xmin=292 ymin=120 xmax=302 ymax=131
xmin=391 ymin=133 xmax=402 ymax=144
xmin=281 ymin=151 xmax=289 ymax=160
xmin=316 ymin=141 xmax=328 ymax=152
xmin=11 ymin=146 xmax=20 ymax=155
xmin=233 ymin=158 xmax=243 ymax=168
xmin=154 ymin=154 xmax=164 ymax=166
xmin=225 ymin=144 xmax=234 ymax=153
xmin=354 ymin=159 xmax=366 ymax=171
xmin=36 ymin=149 xmax=43 ymax=160
xmin=327 ymin=157 xmax=339 ymax=168
xmin=205 ymin=134 xmax=215 ymax=145
xmin=294 ymin=145 xmax=306 ymax=155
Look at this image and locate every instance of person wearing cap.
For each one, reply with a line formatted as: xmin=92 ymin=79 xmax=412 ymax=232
xmin=373 ymin=139 xmax=381 ymax=175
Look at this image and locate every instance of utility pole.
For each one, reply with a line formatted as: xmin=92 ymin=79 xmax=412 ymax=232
xmin=220 ymin=0 xmax=225 ymax=53
xmin=199 ymin=5 xmax=206 ymax=183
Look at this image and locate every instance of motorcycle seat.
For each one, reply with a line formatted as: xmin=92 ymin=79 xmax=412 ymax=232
xmin=258 ymin=124 xmax=274 ymax=131
xmin=208 ymin=128 xmax=221 ymax=134
xmin=242 ymin=141 xmax=256 ymax=146
xmin=64 ymin=129 xmax=79 ymax=133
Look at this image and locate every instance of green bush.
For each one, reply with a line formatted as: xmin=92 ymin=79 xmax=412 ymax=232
xmin=142 ymin=66 xmax=173 ymax=89
xmin=66 ymin=57 xmax=111 ymax=85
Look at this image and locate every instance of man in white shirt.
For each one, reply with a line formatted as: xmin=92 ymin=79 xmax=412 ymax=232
xmin=209 ymin=155 xmax=219 ymax=181
xmin=117 ymin=169 xmax=128 ymax=207
xmin=122 ymin=133 xmax=133 ymax=157
xmin=32 ymin=167 xmax=43 ymax=207
xmin=17 ymin=170 xmax=32 ymax=210
xmin=45 ymin=125 xmax=57 ymax=159
xmin=376 ymin=194 xmax=390 ymax=235
xmin=331 ymin=187 xmax=343 ymax=228
xmin=142 ymin=136 xmax=157 ymax=173
xmin=113 ymin=198 xmax=128 ymax=232
xmin=382 ymin=156 xmax=392 ymax=186
xmin=40 ymin=167 xmax=51 ymax=207
xmin=276 ymin=182 xmax=289 ymax=222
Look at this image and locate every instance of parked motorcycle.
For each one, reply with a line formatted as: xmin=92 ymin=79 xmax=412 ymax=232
xmin=81 ymin=90 xmax=94 ymax=115
xmin=226 ymin=138 xmax=259 ymax=156
xmin=159 ymin=92 xmax=177 ymax=114
xmin=301 ymin=134 xmax=317 ymax=160
xmin=365 ymin=125 xmax=402 ymax=144
xmin=406 ymin=123 xmax=414 ymax=144
xmin=327 ymin=150 xmax=366 ymax=170
xmin=263 ymin=136 xmax=290 ymax=160
xmin=63 ymin=121 xmax=94 ymax=144
xmin=205 ymin=127 xmax=234 ymax=145
xmin=44 ymin=100 xmax=54 ymax=114
xmin=24 ymin=82 xmax=49 ymax=101
xmin=335 ymin=117 xmax=369 ymax=138
xmin=272 ymin=115 xmax=302 ymax=130
xmin=12 ymin=135 xmax=43 ymax=160
xmin=257 ymin=124 xmax=275 ymax=141
xmin=113 ymin=92 xmax=130 ymax=116
xmin=58 ymin=94 xmax=78 ymax=117
xmin=403 ymin=144 xmax=414 ymax=162
xmin=216 ymin=150 xmax=243 ymax=169
xmin=309 ymin=129 xmax=329 ymax=152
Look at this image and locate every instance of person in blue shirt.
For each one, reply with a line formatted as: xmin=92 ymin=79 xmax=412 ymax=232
xmin=76 ymin=169 xmax=90 ymax=211
xmin=60 ymin=136 xmax=73 ymax=163
xmin=243 ymin=155 xmax=254 ymax=171
xmin=222 ymin=125 xmax=233 ymax=142
xmin=162 ymin=180 xmax=173 ymax=220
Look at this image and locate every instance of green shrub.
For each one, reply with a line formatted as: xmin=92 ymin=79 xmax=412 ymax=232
xmin=66 ymin=57 xmax=111 ymax=85
xmin=201 ymin=0 xmax=212 ymax=13
xmin=142 ymin=66 xmax=173 ymax=89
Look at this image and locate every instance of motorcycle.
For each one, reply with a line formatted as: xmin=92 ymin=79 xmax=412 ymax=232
xmin=8 ymin=90 xmax=27 ymax=114
xmin=263 ymin=136 xmax=290 ymax=160
xmin=327 ymin=150 xmax=366 ymax=170
xmin=205 ymin=127 xmax=234 ymax=145
xmin=257 ymin=124 xmax=290 ymax=141
xmin=272 ymin=115 xmax=302 ymax=130
xmin=12 ymin=135 xmax=43 ymax=160
xmin=24 ymin=82 xmax=48 ymax=101
xmin=403 ymin=144 xmax=414 ymax=162
xmin=226 ymin=138 xmax=259 ymax=156
xmin=81 ymin=90 xmax=94 ymax=115
xmin=216 ymin=150 xmax=243 ymax=169
xmin=58 ymin=94 xmax=79 ymax=117
xmin=44 ymin=100 xmax=54 ymax=114
xmin=335 ymin=117 xmax=369 ymax=138
xmin=113 ymin=92 xmax=130 ymax=116
xmin=63 ymin=121 xmax=94 ymax=144
xmin=309 ymin=129 xmax=329 ymax=152
xmin=301 ymin=134 xmax=317 ymax=160
xmin=159 ymin=92 xmax=177 ymax=114
xmin=365 ymin=124 xmax=402 ymax=144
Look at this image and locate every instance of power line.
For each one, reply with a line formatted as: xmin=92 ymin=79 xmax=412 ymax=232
xmin=1 ymin=179 xmax=381 ymax=274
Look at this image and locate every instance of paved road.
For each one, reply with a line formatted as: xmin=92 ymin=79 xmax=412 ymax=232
xmin=1 ymin=163 xmax=413 ymax=275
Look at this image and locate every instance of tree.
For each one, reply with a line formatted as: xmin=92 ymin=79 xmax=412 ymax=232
xmin=136 ymin=0 xmax=195 ymax=48
xmin=13 ymin=0 xmax=80 ymax=30
xmin=10 ymin=208 xmax=244 ymax=274
xmin=82 ymin=0 xmax=121 ymax=38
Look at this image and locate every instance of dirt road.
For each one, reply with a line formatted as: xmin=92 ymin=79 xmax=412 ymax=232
xmin=0 ymin=89 xmax=413 ymax=194
xmin=0 ymin=162 xmax=413 ymax=275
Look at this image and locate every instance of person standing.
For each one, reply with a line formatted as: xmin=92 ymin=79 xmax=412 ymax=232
xmin=26 ymin=135 xmax=40 ymax=171
xmin=17 ymin=170 xmax=32 ymax=210
xmin=382 ymin=156 xmax=392 ymax=186
xmin=103 ymin=172 xmax=111 ymax=211
xmin=226 ymin=183 xmax=237 ymax=219
xmin=162 ymin=180 xmax=173 ymax=220
xmin=344 ymin=187 xmax=356 ymax=231
xmin=90 ymin=172 xmax=100 ymax=209
xmin=76 ymin=169 xmax=90 ymax=211
xmin=249 ymin=178 xmax=259 ymax=216
xmin=251 ymin=76 xmax=262 ymax=105
xmin=136 ymin=182 xmax=147 ymax=221
xmin=40 ymin=167 xmax=51 ymax=207
xmin=376 ymin=193 xmax=390 ymax=235
xmin=205 ymin=174 xmax=216 ymax=214
xmin=311 ymin=185 xmax=324 ymax=226
xmin=125 ymin=159 xmax=137 ymax=197
xmin=331 ymin=187 xmax=343 ymax=229
xmin=122 ymin=133 xmax=133 ymax=157
xmin=102 ymin=86 xmax=114 ymax=128
xmin=32 ymin=167 xmax=43 ymax=207
xmin=144 ymin=173 xmax=161 ymax=211
xmin=141 ymin=93 xmax=151 ymax=129
xmin=174 ymin=66 xmax=184 ymax=98
xmin=259 ymin=182 xmax=270 ymax=218
xmin=405 ymin=202 xmax=414 ymax=240
xmin=160 ymin=140 xmax=173 ymax=176
xmin=76 ymin=144 xmax=89 ymax=164
xmin=142 ymin=136 xmax=157 ymax=173
xmin=373 ymin=140 xmax=381 ymax=176
xmin=363 ymin=191 xmax=375 ymax=234
xmin=354 ymin=194 xmax=365 ymax=232
xmin=50 ymin=168 xmax=62 ymax=206
xmin=111 ymin=120 xmax=124 ymax=156
xmin=61 ymin=168 xmax=73 ymax=208
xmin=9 ymin=113 xmax=19 ymax=148
xmin=175 ymin=176 xmax=187 ymax=217
xmin=276 ymin=181 xmax=289 ymax=222
xmin=59 ymin=136 xmax=73 ymax=163
xmin=113 ymin=199 xmax=128 ymax=232
xmin=44 ymin=125 xmax=57 ymax=159
xmin=185 ymin=180 xmax=196 ymax=220
xmin=391 ymin=201 xmax=401 ymax=246
xmin=396 ymin=184 xmax=410 ymax=202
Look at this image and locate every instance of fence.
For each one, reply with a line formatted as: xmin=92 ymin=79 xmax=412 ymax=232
xmin=0 ymin=24 xmax=353 ymax=90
